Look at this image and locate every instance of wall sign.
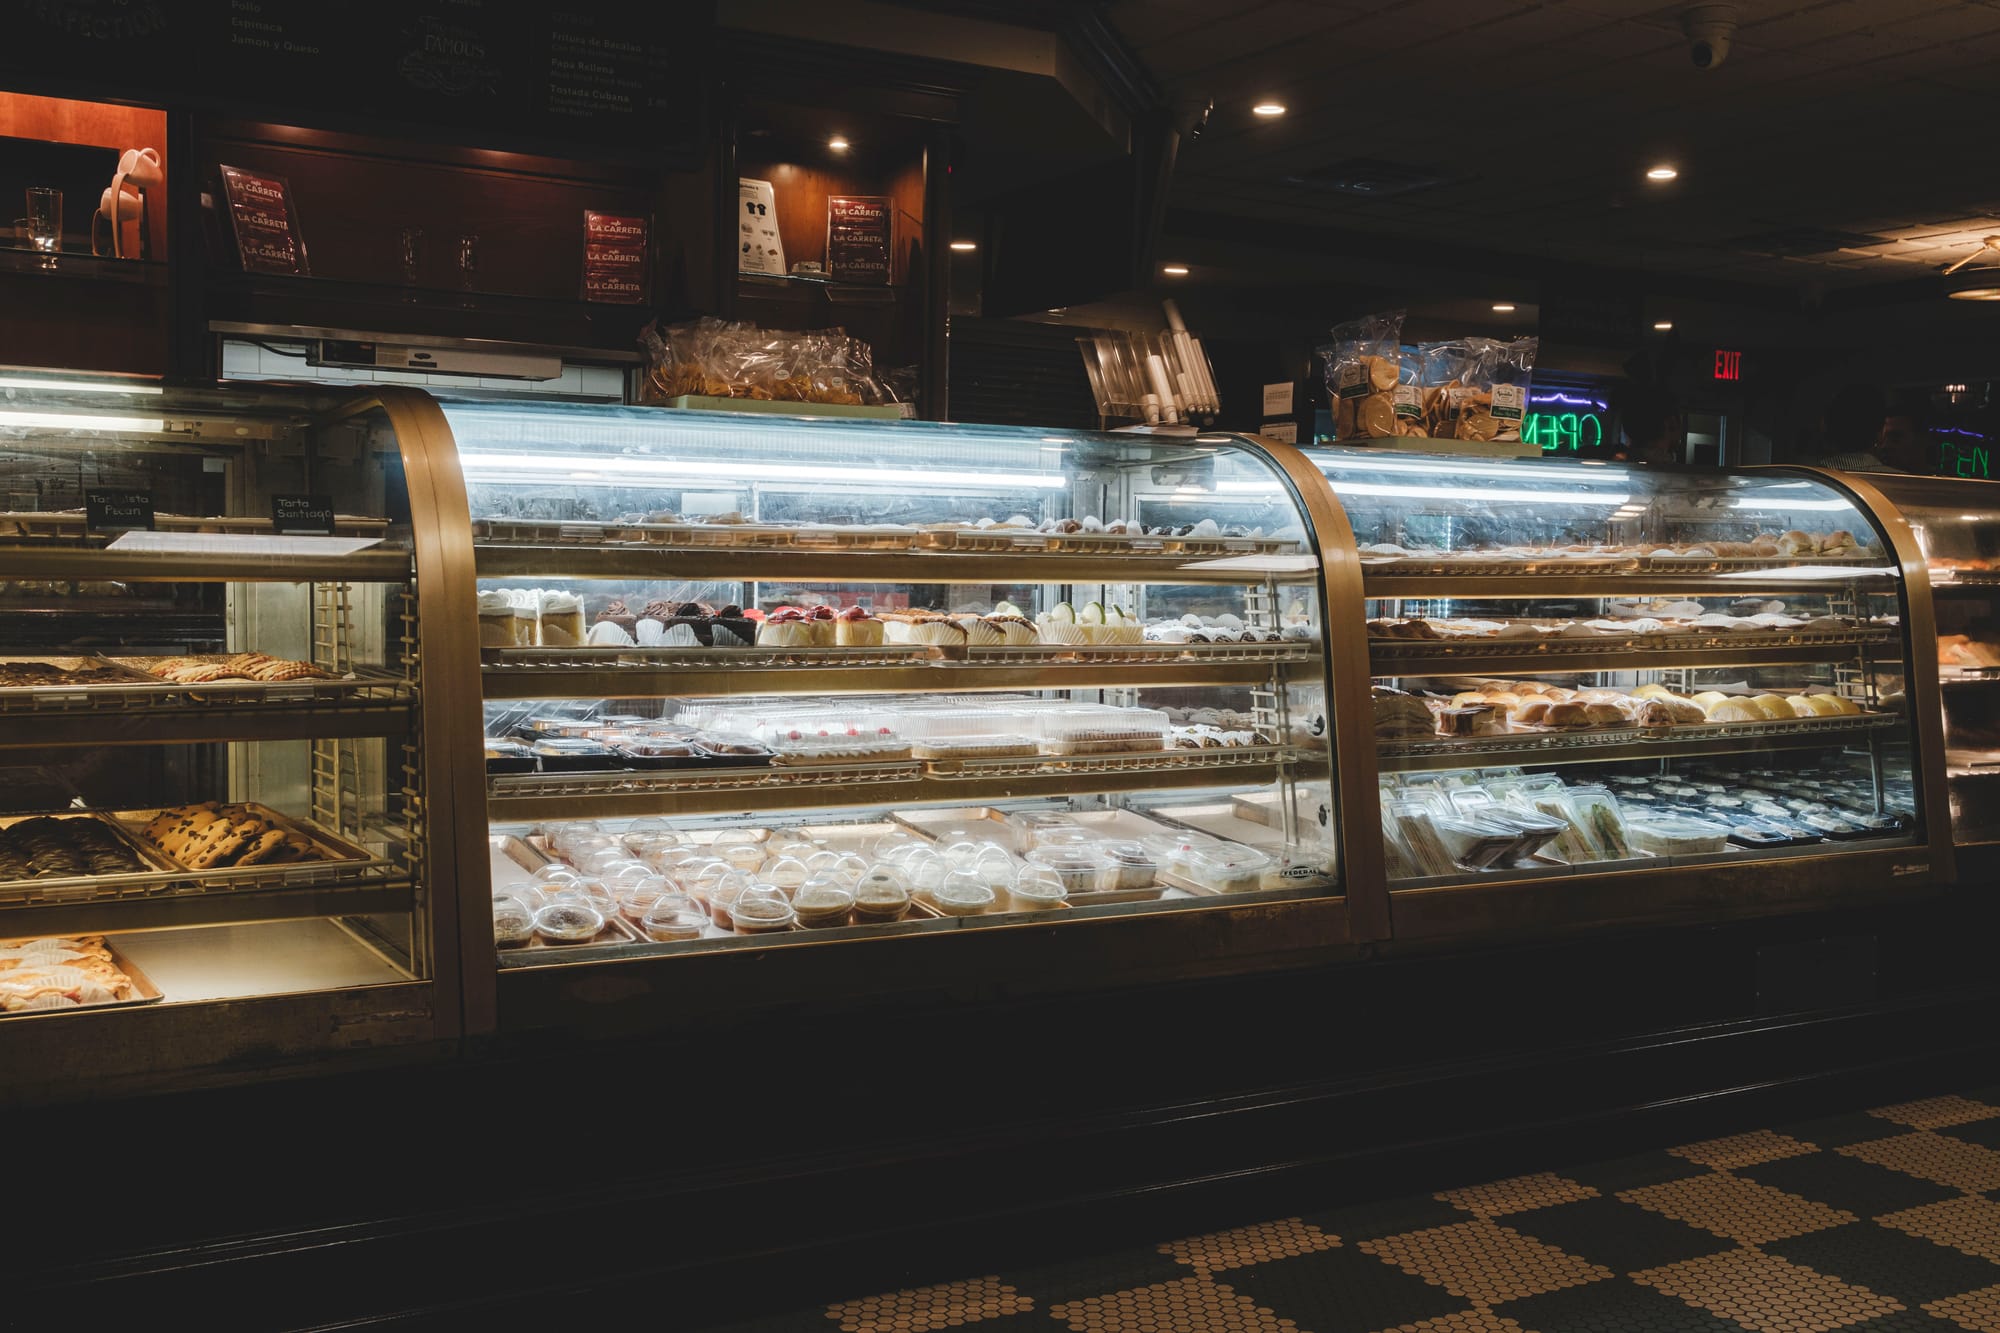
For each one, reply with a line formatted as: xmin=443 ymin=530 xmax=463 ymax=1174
xmin=219 ymin=164 xmax=309 ymax=276
xmin=1261 ymin=381 xmax=1293 ymax=418
xmin=1714 ymin=348 xmax=1743 ymax=381
xmin=1941 ymin=438 xmax=1992 ymax=479
xmin=1523 ymin=411 xmax=1605 ymax=453
xmin=582 ymin=211 xmax=648 ymax=304
xmin=826 ymin=195 xmax=892 ymax=285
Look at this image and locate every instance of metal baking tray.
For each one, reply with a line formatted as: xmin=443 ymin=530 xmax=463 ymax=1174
xmin=0 ymin=811 xmax=177 ymax=898
xmin=0 ymin=654 xmax=160 ymax=709
xmin=109 ymin=656 xmax=408 ymax=705
xmin=116 ymin=803 xmax=380 ymax=874
xmin=889 ymin=805 xmax=1213 ymax=903
xmin=0 ymin=511 xmax=387 ymax=539
xmin=0 ymin=933 xmax=164 ymax=1018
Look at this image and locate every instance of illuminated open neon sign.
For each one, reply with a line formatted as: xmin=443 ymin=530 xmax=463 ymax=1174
xmin=1523 ymin=410 xmax=1605 ymax=453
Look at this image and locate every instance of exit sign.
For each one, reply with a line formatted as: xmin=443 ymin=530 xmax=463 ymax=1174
xmin=1714 ymin=349 xmax=1743 ymax=381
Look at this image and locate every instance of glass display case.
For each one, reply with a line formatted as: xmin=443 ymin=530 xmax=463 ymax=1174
xmin=1857 ymin=473 xmax=2000 ymax=869
xmin=437 ymin=404 xmax=1345 ymax=1012
xmin=0 ymin=374 xmax=461 ymax=1098
xmin=1305 ymin=447 xmax=1948 ymax=935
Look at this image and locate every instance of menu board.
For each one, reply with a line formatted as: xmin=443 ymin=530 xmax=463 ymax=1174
xmin=582 ymin=212 xmax=648 ymax=304
xmin=826 ymin=195 xmax=892 ymax=285
xmin=219 ymin=165 xmax=310 ymax=276
xmin=0 ymin=1 xmax=704 ymax=162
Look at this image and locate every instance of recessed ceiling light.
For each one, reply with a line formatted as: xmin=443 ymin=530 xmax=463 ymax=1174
xmin=828 ymin=135 xmax=850 ymax=151
xmin=949 ymin=240 xmax=977 ymax=252
xmin=1162 ymin=264 xmax=1190 ymax=276
xmin=1653 ymin=320 xmax=1674 ymax=330
xmin=1252 ymin=101 xmax=1287 ymax=117
xmin=1491 ymin=303 xmax=1516 ymax=313
xmin=1947 ymin=286 xmax=2000 ymax=301
xmin=1646 ymin=164 xmax=1678 ymax=181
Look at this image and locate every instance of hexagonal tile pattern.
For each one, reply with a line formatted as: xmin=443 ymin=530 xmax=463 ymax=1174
xmin=826 ymin=1277 xmax=1033 ymax=1333
xmin=1872 ymin=1097 xmax=2000 ymax=1131
xmin=1769 ymin=1221 xmax=2000 ymax=1307
xmin=1437 ymin=1172 xmax=1599 ymax=1218
xmin=1630 ymin=1247 xmax=1906 ymax=1333
xmin=1669 ymin=1129 xmax=1821 ymax=1170
xmin=1358 ymin=1217 xmax=1613 ymax=1306
xmin=1842 ymin=1133 xmax=2000 ymax=1193
xmin=1495 ymin=1277 xmax=1751 ymax=1333
xmin=1740 ymin=1147 xmax=1962 ymax=1218
xmin=1879 ymin=1195 xmax=2000 ymax=1264
xmin=1159 ymin=1218 xmax=1341 ymax=1275
xmin=1047 ymin=1275 xmax=1300 ymax=1333
xmin=1924 ymin=1281 xmax=2000 ymax=1333
xmin=1619 ymin=1168 xmax=1858 ymax=1243
xmin=1377 ymin=1312 xmax=1528 ymax=1333
xmin=1499 ymin=1194 xmax=1736 ymax=1273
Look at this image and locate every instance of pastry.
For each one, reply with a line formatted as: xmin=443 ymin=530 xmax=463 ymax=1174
xmin=1036 ymin=602 xmax=1089 ymax=645
xmin=834 ymin=606 xmax=884 ymax=646
xmin=586 ymin=621 xmax=635 ymax=647
xmin=478 ymin=590 xmax=518 ymax=647
xmin=537 ymin=591 xmax=586 ymax=647
xmin=757 ymin=608 xmax=817 ymax=648
xmin=986 ymin=614 xmax=1037 ymax=646
xmin=594 ymin=599 xmax=639 ymax=637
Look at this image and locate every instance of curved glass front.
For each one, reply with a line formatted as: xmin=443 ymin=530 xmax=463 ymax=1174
xmin=439 ymin=403 xmax=1339 ymax=964
xmin=1859 ymin=472 xmax=2000 ymax=849
xmin=1308 ymin=447 xmax=1921 ymax=891
xmin=0 ymin=374 xmax=429 ymax=1017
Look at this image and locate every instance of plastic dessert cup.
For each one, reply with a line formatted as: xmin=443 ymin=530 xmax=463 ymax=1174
xmin=852 ymin=867 xmax=912 ymax=922
xmin=935 ymin=871 xmax=997 ymax=917
xmin=791 ymin=879 xmax=856 ymax=928
xmin=1007 ymin=866 xmax=1070 ymax=912
xmin=730 ymin=885 xmax=797 ymax=934
xmin=493 ymin=899 xmax=536 ymax=948
xmin=640 ymin=895 xmax=709 ymax=941
xmin=533 ymin=901 xmax=605 ymax=945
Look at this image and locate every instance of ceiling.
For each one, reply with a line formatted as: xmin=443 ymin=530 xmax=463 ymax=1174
xmin=1105 ymin=0 xmax=2000 ymax=292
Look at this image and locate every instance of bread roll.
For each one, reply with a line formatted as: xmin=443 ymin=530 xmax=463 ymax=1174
xmin=1777 ymin=530 xmax=1814 ymax=556
xmin=1584 ymin=703 xmax=1626 ymax=727
xmin=1512 ymin=701 xmax=1552 ymax=727
xmin=1819 ymin=529 xmax=1855 ymax=553
xmin=1629 ymin=700 xmax=1676 ymax=726
xmin=1709 ymin=698 xmax=1763 ymax=723
xmin=1545 ymin=702 xmax=1588 ymax=728
xmin=1785 ymin=695 xmax=1820 ymax=718
xmin=1664 ymin=698 xmax=1706 ymax=724
xmin=1692 ymin=691 xmax=1730 ymax=713
xmin=1751 ymin=695 xmax=1794 ymax=720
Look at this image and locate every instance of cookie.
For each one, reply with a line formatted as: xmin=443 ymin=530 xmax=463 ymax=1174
xmin=232 ymin=829 xmax=291 ymax=866
xmin=182 ymin=818 xmax=259 ymax=869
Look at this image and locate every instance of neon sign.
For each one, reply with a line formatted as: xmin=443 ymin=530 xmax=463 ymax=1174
xmin=1523 ymin=410 xmax=1605 ymax=453
xmin=1714 ymin=349 xmax=1742 ymax=381
xmin=1941 ymin=439 xmax=1992 ymax=478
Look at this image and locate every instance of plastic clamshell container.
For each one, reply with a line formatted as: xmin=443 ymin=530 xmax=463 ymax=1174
xmin=530 ymin=738 xmax=625 ymax=772
xmin=1624 ymin=813 xmax=1731 ymax=856
xmin=1097 ymin=840 xmax=1157 ymax=890
xmin=1181 ymin=845 xmax=1276 ymax=892
xmin=1563 ymin=785 xmax=1634 ymax=860
xmin=485 ymin=739 xmax=538 ymax=775
xmin=1025 ymin=845 xmax=1112 ymax=894
xmin=1007 ymin=810 xmax=1084 ymax=854
xmin=1030 ymin=706 xmax=1171 ymax=755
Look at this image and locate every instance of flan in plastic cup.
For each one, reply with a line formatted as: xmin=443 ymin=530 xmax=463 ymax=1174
xmin=791 ymin=877 xmax=856 ymax=929
xmin=533 ymin=901 xmax=604 ymax=945
xmin=852 ymin=866 xmax=912 ymax=922
xmin=730 ymin=884 xmax=797 ymax=934
xmin=493 ymin=899 xmax=537 ymax=948
xmin=641 ymin=895 xmax=709 ymax=942
xmin=935 ymin=870 xmax=996 ymax=917
xmin=1007 ymin=864 xmax=1071 ymax=912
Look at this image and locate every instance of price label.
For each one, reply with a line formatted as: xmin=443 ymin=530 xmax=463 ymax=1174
xmin=272 ymin=493 xmax=335 ymax=535
xmin=86 ymin=490 xmax=154 ymax=534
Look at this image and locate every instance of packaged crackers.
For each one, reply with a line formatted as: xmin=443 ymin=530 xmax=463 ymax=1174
xmin=1322 ymin=310 xmax=1406 ymax=441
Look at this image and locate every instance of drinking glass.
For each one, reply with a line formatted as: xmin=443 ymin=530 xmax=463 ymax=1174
xmin=26 ymin=188 xmax=61 ymax=264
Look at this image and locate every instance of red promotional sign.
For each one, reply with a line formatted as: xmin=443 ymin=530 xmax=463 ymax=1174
xmin=219 ymin=165 xmax=309 ymax=277
xmin=826 ymin=195 xmax=891 ymax=285
xmin=582 ymin=211 xmax=648 ymax=304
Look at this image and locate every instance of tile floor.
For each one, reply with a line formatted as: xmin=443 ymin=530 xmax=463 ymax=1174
xmin=709 ymin=1084 xmax=2000 ymax=1333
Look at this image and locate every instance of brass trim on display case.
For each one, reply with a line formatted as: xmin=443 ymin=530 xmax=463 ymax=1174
xmin=472 ymin=544 xmax=1319 ymax=586
xmin=1361 ymin=570 xmax=1898 ymax=600
xmin=1787 ymin=466 xmax=1955 ymax=884
xmin=0 ymin=546 xmax=416 ymax=584
xmin=1239 ymin=435 xmax=1388 ymax=940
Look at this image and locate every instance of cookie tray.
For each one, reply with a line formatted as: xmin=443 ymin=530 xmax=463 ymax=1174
xmin=0 ymin=812 xmax=181 ymax=904
xmin=108 ymin=800 xmax=386 ymax=880
xmin=0 ymin=933 xmax=165 ymax=1019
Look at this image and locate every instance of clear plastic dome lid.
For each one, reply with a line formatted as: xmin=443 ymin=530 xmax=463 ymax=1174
xmin=763 ymin=856 xmax=811 ymax=892
xmin=720 ymin=842 xmax=768 ymax=873
xmin=828 ymin=853 xmax=871 ymax=887
xmin=640 ymin=893 xmax=709 ymax=941
xmin=645 ymin=845 xmax=703 ymax=873
xmin=1010 ymin=863 xmax=1070 ymax=905
xmin=900 ymin=847 xmax=949 ymax=892
xmin=803 ymin=848 xmax=845 ymax=875
xmin=877 ymin=839 xmax=926 ymax=867
xmin=1098 ymin=839 xmax=1155 ymax=868
xmin=624 ymin=830 xmax=688 ymax=859
xmin=532 ymin=863 xmax=583 ymax=886
xmin=614 ymin=874 xmax=672 ymax=913
xmin=792 ymin=876 xmax=855 ymax=924
xmin=1139 ymin=831 xmax=1219 ymax=869
xmin=767 ymin=837 xmax=818 ymax=862
xmin=1031 ymin=825 xmax=1095 ymax=851
xmin=708 ymin=829 xmax=765 ymax=849
xmin=730 ymin=883 xmax=796 ymax=930
xmin=935 ymin=870 xmax=997 ymax=915
xmin=580 ymin=847 xmax=643 ymax=876
xmin=943 ymin=838 xmax=1008 ymax=871
xmin=492 ymin=898 xmax=537 ymax=939
xmin=533 ymin=900 xmax=604 ymax=942
xmin=853 ymin=865 xmax=911 ymax=909
xmin=495 ymin=884 xmax=548 ymax=911
xmin=552 ymin=879 xmax=618 ymax=918
xmin=684 ymin=858 xmax=734 ymax=892
xmin=870 ymin=829 xmax=920 ymax=859
xmin=971 ymin=845 xmax=1017 ymax=888
xmin=539 ymin=818 xmax=601 ymax=843
xmin=552 ymin=829 xmax=614 ymax=859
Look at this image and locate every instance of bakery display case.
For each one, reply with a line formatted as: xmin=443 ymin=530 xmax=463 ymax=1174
xmin=1857 ymin=473 xmax=2000 ymax=872
xmin=1304 ymin=446 xmax=1949 ymax=937
xmin=435 ymin=403 xmax=1349 ymax=1025
xmin=0 ymin=373 xmax=465 ymax=1099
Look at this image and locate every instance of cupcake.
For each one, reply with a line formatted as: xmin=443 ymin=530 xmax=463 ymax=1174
xmin=835 ymin=606 xmax=884 ymax=646
xmin=1036 ymin=601 xmax=1089 ymax=645
xmin=757 ymin=607 xmax=816 ymax=648
xmin=955 ymin=614 xmax=1004 ymax=647
xmin=586 ymin=620 xmax=636 ymax=647
xmin=538 ymin=591 xmax=586 ymax=647
xmin=805 ymin=605 xmax=837 ymax=647
xmin=986 ymin=614 xmax=1037 ymax=645
xmin=911 ymin=614 xmax=967 ymax=646
xmin=595 ymin=599 xmax=638 ymax=638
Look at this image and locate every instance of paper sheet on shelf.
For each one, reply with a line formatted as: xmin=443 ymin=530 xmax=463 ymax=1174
xmin=106 ymin=531 xmax=383 ymax=557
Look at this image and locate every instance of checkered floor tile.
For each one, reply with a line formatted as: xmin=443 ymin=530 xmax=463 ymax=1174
xmin=700 ymin=1088 xmax=2000 ymax=1333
